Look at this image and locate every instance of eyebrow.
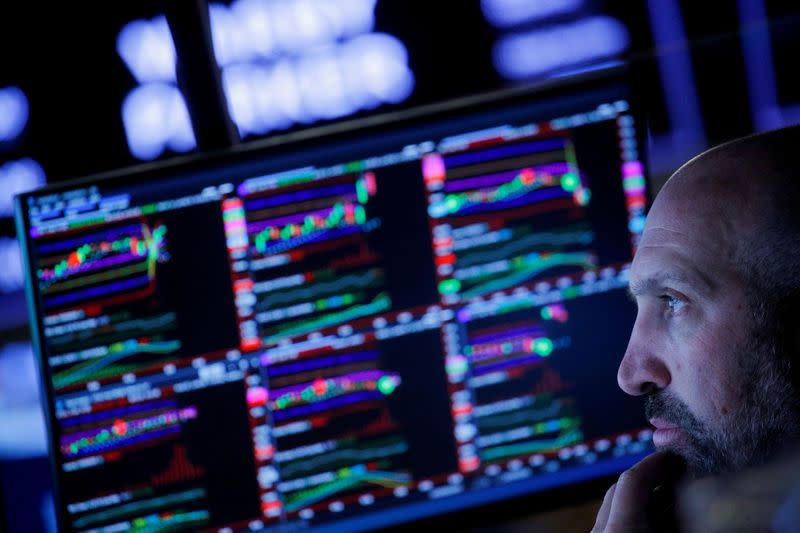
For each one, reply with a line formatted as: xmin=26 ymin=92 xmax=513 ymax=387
xmin=628 ymin=270 xmax=713 ymax=299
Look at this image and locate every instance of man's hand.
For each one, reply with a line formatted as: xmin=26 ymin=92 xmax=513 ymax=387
xmin=592 ymin=451 xmax=685 ymax=533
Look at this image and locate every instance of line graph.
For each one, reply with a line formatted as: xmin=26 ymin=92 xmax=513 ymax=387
xmin=283 ymin=465 xmax=411 ymax=513
xmin=243 ymin=170 xmax=392 ymax=347
xmin=463 ymin=302 xmax=583 ymax=469
xmin=475 ymin=399 xmax=565 ymax=432
xmin=36 ymin=220 xmax=170 ymax=311
xmin=71 ymin=488 xmax=207 ymax=529
xmin=270 ymin=370 xmax=401 ymax=411
xmin=256 ymin=268 xmax=384 ymax=310
xmin=47 ymin=312 xmax=178 ymax=353
xmin=428 ymin=131 xmax=600 ymax=305
xmin=480 ymin=428 xmax=583 ymax=462
xmin=52 ymin=337 xmax=181 ymax=389
xmin=455 ymin=225 xmax=594 ymax=268
xmin=60 ymin=406 xmax=198 ymax=458
xmin=456 ymin=251 xmax=597 ymax=300
xmin=279 ymin=436 xmax=408 ymax=479
xmin=261 ymin=292 xmax=392 ymax=344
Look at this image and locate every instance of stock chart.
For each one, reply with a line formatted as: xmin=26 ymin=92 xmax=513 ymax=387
xmin=19 ymin=85 xmax=652 ymax=532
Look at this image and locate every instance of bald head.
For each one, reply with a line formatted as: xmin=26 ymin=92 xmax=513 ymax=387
xmin=619 ymin=125 xmax=800 ymax=476
xmin=646 ymin=124 xmax=800 ymax=298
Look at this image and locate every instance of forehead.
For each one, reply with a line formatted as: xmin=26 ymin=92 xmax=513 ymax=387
xmin=630 ymin=182 xmax=743 ymax=291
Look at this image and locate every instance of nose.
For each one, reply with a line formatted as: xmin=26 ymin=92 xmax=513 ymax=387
xmin=617 ymin=313 xmax=671 ymax=396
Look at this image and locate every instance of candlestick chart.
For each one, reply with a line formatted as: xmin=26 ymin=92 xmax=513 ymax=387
xmin=243 ymin=171 xmax=394 ymax=347
xmin=34 ymin=219 xmax=183 ymax=392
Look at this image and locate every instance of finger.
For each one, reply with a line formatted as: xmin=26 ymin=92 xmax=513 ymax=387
xmin=606 ymin=451 xmax=684 ymax=530
xmin=592 ymin=482 xmax=616 ymax=532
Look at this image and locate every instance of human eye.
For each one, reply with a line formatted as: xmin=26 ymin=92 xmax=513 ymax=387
xmin=660 ymin=294 xmax=686 ymax=315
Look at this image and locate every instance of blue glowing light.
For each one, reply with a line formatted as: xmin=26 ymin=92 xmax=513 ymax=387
xmin=217 ymin=32 xmax=414 ymax=138
xmin=0 ymin=86 xmax=29 ymax=143
xmin=737 ymin=0 xmax=799 ymax=131
xmin=481 ymin=0 xmax=584 ymax=29
xmin=346 ymin=33 xmax=415 ymax=104
xmin=0 ymin=341 xmax=48 ymax=459
xmin=0 ymin=237 xmax=23 ymax=293
xmin=493 ymin=16 xmax=630 ymax=80
xmin=117 ymin=16 xmax=176 ymax=83
xmin=0 ymin=158 xmax=46 ymax=217
xmin=118 ymin=0 xmax=411 ymax=157
xmin=208 ymin=0 xmax=377 ymax=64
xmin=645 ymin=0 xmax=706 ymax=175
xmin=122 ymin=83 xmax=196 ymax=160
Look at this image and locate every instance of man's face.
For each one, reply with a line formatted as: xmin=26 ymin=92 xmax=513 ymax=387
xmin=618 ymin=172 xmax=797 ymax=476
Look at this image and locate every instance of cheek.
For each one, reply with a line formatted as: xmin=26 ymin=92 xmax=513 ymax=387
xmin=674 ymin=316 xmax=747 ymax=421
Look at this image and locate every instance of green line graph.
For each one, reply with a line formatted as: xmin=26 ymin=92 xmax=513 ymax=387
xmin=481 ymin=428 xmax=583 ymax=462
xmin=460 ymin=252 xmax=596 ymax=299
xmin=263 ymin=292 xmax=391 ymax=344
xmin=53 ymin=339 xmax=181 ymax=388
xmin=284 ymin=468 xmax=411 ymax=512
xmin=280 ymin=437 xmax=408 ymax=478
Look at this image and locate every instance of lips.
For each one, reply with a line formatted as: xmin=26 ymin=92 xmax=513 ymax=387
xmin=649 ymin=418 xmax=687 ymax=447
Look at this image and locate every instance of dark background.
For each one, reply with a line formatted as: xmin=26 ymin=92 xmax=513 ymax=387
xmin=2 ymin=1 xmax=800 ymax=531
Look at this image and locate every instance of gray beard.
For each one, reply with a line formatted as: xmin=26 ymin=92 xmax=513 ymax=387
xmin=644 ymin=316 xmax=800 ymax=477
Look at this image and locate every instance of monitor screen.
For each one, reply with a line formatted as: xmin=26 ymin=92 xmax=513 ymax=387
xmin=16 ymin=71 xmax=653 ymax=533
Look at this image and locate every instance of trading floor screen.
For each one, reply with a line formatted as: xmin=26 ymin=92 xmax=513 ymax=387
xmin=17 ymin=77 xmax=653 ymax=533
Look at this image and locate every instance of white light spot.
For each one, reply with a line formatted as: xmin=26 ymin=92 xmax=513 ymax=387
xmin=481 ymin=0 xmax=583 ymax=28
xmin=0 ymin=158 xmax=46 ymax=217
xmin=493 ymin=16 xmax=630 ymax=80
xmin=116 ymin=17 xmax=176 ymax=83
xmin=0 ymin=86 xmax=29 ymax=142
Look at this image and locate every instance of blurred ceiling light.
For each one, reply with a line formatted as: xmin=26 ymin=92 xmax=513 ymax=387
xmin=0 ymin=86 xmax=29 ymax=143
xmin=0 ymin=158 xmax=46 ymax=217
xmin=493 ymin=16 xmax=630 ymax=80
xmin=481 ymin=0 xmax=584 ymax=28
xmin=118 ymin=0 xmax=410 ymax=158
xmin=295 ymin=46 xmax=354 ymax=120
xmin=0 ymin=237 xmax=24 ymax=294
xmin=231 ymin=0 xmax=277 ymax=60
xmin=221 ymin=34 xmax=414 ymax=138
xmin=122 ymin=83 xmax=196 ymax=160
xmin=345 ymin=33 xmax=414 ymax=104
xmin=209 ymin=2 xmax=251 ymax=67
xmin=0 ymin=341 xmax=48 ymax=459
xmin=118 ymin=0 xmax=378 ymax=73
xmin=117 ymin=16 xmax=176 ymax=84
xmin=0 ymin=342 xmax=39 ymax=407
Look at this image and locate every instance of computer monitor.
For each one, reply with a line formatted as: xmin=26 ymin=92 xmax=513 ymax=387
xmin=16 ymin=69 xmax=653 ymax=533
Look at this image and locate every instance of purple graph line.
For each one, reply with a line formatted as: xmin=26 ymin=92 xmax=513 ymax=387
xmin=444 ymin=138 xmax=565 ymax=168
xmin=444 ymin=162 xmax=570 ymax=193
xmin=63 ymin=426 xmax=182 ymax=458
xmin=44 ymin=274 xmax=151 ymax=309
xmin=37 ymin=224 xmax=143 ymax=253
xmin=59 ymin=400 xmax=178 ymax=428
xmin=270 ymin=369 xmax=387 ymax=398
xmin=247 ymin=199 xmax=357 ymax=234
xmin=472 ymin=353 xmax=545 ymax=376
xmin=272 ymin=391 xmax=385 ymax=421
xmin=41 ymin=252 xmax=142 ymax=283
xmin=260 ymin=224 xmax=366 ymax=256
xmin=455 ymin=187 xmax=571 ymax=217
xmin=266 ymin=351 xmax=380 ymax=378
xmin=470 ymin=326 xmax=546 ymax=345
xmin=245 ymin=184 xmax=355 ymax=211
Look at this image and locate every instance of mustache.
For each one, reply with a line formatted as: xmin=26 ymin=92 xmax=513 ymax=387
xmin=645 ymin=392 xmax=705 ymax=434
